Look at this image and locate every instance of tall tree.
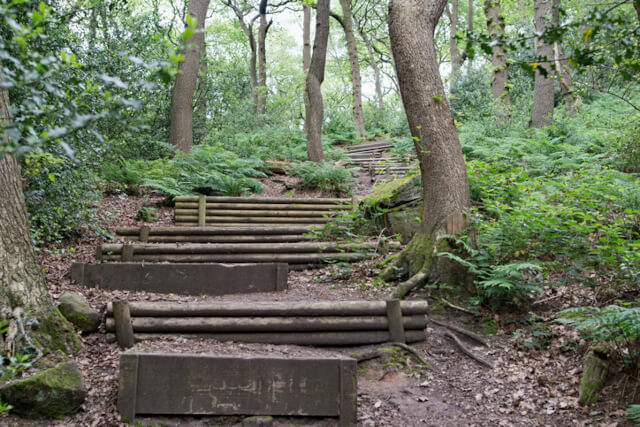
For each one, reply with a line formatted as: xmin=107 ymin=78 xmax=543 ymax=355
xmin=484 ymin=0 xmax=511 ymax=108
xmin=552 ymin=0 xmax=578 ymax=113
xmin=303 ymin=1 xmax=311 ymax=133
xmin=169 ymin=0 xmax=211 ymax=152
xmin=382 ymin=0 xmax=472 ymax=298
xmin=336 ymin=0 xmax=367 ymax=138
xmin=0 ymin=66 xmax=78 ymax=355
xmin=305 ymin=0 xmax=331 ymax=162
xmin=445 ymin=0 xmax=473 ymax=73
xmin=256 ymin=0 xmax=270 ymax=115
xmin=529 ymin=0 xmax=555 ymax=128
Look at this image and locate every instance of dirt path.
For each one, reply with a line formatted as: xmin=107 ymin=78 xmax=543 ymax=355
xmin=2 ymin=164 xmax=631 ymax=426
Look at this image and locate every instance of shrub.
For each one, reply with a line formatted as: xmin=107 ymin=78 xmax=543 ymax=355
xmin=290 ymin=162 xmax=354 ymax=196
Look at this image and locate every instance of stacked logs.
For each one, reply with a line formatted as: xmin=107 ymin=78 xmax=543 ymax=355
xmin=174 ymin=195 xmax=351 ymax=227
xmin=107 ymin=300 xmax=429 ymax=348
xmin=96 ymin=241 xmax=398 ymax=266
xmin=344 ymin=142 xmax=415 ymax=179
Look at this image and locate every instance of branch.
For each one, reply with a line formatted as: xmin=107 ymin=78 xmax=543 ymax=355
xmin=444 ymin=331 xmax=493 ymax=369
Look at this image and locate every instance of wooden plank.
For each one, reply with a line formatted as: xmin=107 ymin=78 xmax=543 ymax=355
xmin=117 ymin=353 xmax=357 ymax=420
xmin=175 ymin=202 xmax=346 ymax=211
xmin=107 ymin=300 xmax=429 ymax=317
xmin=118 ymin=235 xmax=316 ymax=243
xmin=339 ymin=359 xmax=357 ymax=426
xmin=197 ymin=194 xmax=206 ymax=227
xmin=117 ymin=226 xmax=315 ymax=236
xmin=174 ymin=216 xmax=330 ymax=224
xmin=117 ymin=353 xmax=138 ymax=422
xmin=175 ymin=196 xmax=349 ymax=204
xmin=97 ymin=252 xmax=366 ymax=264
xmin=105 ymin=314 xmax=427 ymax=333
xmin=108 ymin=330 xmax=427 ymax=346
xmin=71 ymin=263 xmax=288 ymax=296
xmin=175 ymin=209 xmax=338 ymax=217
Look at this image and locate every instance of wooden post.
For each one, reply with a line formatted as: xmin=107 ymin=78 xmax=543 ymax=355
xmin=121 ymin=245 xmax=134 ymax=262
xmin=117 ymin=353 xmax=138 ymax=422
xmin=198 ymin=194 xmax=206 ymax=226
xmin=113 ymin=300 xmax=135 ymax=349
xmin=339 ymin=359 xmax=357 ymax=426
xmin=139 ymin=225 xmax=150 ymax=243
xmin=386 ymin=299 xmax=406 ymax=343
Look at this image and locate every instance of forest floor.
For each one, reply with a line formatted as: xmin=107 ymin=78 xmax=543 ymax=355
xmin=2 ymin=165 xmax=635 ymax=426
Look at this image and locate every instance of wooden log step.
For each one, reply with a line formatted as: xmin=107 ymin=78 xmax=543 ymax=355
xmin=97 ymin=252 xmax=367 ymax=264
xmin=72 ymin=263 xmax=288 ymax=296
xmin=106 ymin=300 xmax=429 ymax=317
xmin=117 ymin=353 xmax=357 ymax=424
xmin=175 ymin=222 xmax=326 ymax=228
xmin=117 ymin=226 xmax=315 ymax=236
xmin=99 ymin=241 xmax=390 ymax=255
xmin=118 ymin=235 xmax=316 ymax=243
xmin=175 ymin=196 xmax=349 ymax=204
xmin=174 ymin=209 xmax=337 ymax=218
xmin=108 ymin=329 xmax=426 ymax=346
xmin=105 ymin=315 xmax=427 ymax=333
xmin=174 ymin=216 xmax=330 ymax=224
xmin=347 ymin=143 xmax=392 ymax=152
xmin=175 ymin=202 xmax=346 ymax=211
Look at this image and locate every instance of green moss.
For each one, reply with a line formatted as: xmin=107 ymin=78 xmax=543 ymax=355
xmin=579 ymin=346 xmax=609 ymax=406
xmin=480 ymin=317 xmax=498 ymax=335
xmin=0 ymin=362 xmax=85 ymax=418
xmin=36 ymin=309 xmax=81 ymax=356
xmin=363 ymin=174 xmax=418 ymax=206
xmin=403 ymin=232 xmax=436 ymax=276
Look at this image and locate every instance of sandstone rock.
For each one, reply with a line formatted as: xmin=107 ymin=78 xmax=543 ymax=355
xmin=0 ymin=362 xmax=86 ymax=418
xmin=58 ymin=291 xmax=100 ymax=333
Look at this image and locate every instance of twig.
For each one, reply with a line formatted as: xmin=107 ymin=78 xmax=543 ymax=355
xmin=373 ymin=227 xmax=387 ymax=255
xmin=441 ymin=298 xmax=478 ymax=316
xmin=532 ymin=294 xmax=561 ymax=306
xmin=352 ymin=342 xmax=433 ymax=367
xmin=427 ymin=317 xmax=489 ymax=347
xmin=444 ymin=331 xmax=493 ymax=369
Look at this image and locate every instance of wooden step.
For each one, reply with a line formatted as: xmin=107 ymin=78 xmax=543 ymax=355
xmin=117 ymin=352 xmax=357 ymax=425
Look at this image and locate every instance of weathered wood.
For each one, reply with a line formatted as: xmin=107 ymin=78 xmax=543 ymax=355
xmin=72 ymin=263 xmax=288 ymax=296
xmin=175 ymin=222 xmax=327 ymax=228
xmin=105 ymin=314 xmax=427 ymax=333
xmin=117 ymin=226 xmax=315 ymax=236
xmin=113 ymin=300 xmax=135 ymax=349
xmin=98 ymin=252 xmax=367 ymax=264
xmin=99 ymin=241 xmax=389 ymax=255
xmin=176 ymin=202 xmax=346 ymax=211
xmin=117 ymin=353 xmax=357 ymax=422
xmin=175 ymin=209 xmax=337 ymax=217
xmin=197 ymin=194 xmax=206 ymax=226
xmin=107 ymin=300 xmax=430 ymax=317
xmin=118 ymin=235 xmax=316 ymax=243
xmin=386 ymin=299 xmax=406 ymax=343
xmin=121 ymin=245 xmax=134 ymax=262
xmin=579 ymin=346 xmax=609 ymax=406
xmin=175 ymin=215 xmax=330 ymax=224
xmin=175 ymin=196 xmax=349 ymax=204
xmin=139 ymin=226 xmax=150 ymax=243
xmin=107 ymin=329 xmax=427 ymax=346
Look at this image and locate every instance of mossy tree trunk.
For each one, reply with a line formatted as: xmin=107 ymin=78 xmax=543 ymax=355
xmin=0 ymin=77 xmax=78 ymax=355
xmin=383 ymin=0 xmax=472 ymax=298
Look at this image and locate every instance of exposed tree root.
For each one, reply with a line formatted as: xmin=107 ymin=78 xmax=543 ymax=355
xmin=392 ymin=270 xmax=428 ymax=299
xmin=443 ymin=331 xmax=493 ymax=369
xmin=441 ymin=298 xmax=478 ymax=316
xmin=428 ymin=317 xmax=488 ymax=347
xmin=352 ymin=342 xmax=432 ymax=368
xmin=3 ymin=307 xmax=43 ymax=364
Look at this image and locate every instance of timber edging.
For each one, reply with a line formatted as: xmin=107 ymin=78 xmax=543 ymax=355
xmin=117 ymin=352 xmax=357 ymax=425
xmin=72 ymin=262 xmax=288 ymax=296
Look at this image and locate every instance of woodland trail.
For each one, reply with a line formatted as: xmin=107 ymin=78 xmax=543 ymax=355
xmin=4 ymin=141 xmax=630 ymax=426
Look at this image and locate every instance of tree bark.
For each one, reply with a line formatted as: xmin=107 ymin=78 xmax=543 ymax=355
xmin=305 ymin=0 xmax=331 ymax=162
xmin=0 ymin=71 xmax=78 ymax=354
xmin=169 ymin=0 xmax=211 ymax=152
xmin=194 ymin=39 xmax=209 ymax=142
xmin=303 ymin=3 xmax=312 ymax=133
xmin=552 ymin=0 xmax=579 ymax=113
xmin=257 ymin=0 xmax=269 ymax=116
xmin=446 ymin=0 xmax=462 ymax=73
xmin=484 ymin=0 xmax=511 ymax=108
xmin=358 ymin=27 xmax=384 ymax=112
xmin=529 ymin=0 xmax=555 ymax=128
xmin=339 ymin=0 xmax=367 ymax=139
xmin=383 ymin=0 xmax=472 ymax=297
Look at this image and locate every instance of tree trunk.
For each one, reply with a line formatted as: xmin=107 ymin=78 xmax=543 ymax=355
xmin=359 ymin=28 xmax=384 ymax=112
xmin=447 ymin=0 xmax=462 ymax=73
xmin=257 ymin=0 xmax=269 ymax=116
xmin=529 ymin=0 xmax=555 ymax=128
xmin=383 ymin=0 xmax=472 ymax=298
xmin=552 ymin=0 xmax=579 ymax=113
xmin=339 ymin=0 xmax=367 ymax=139
xmin=484 ymin=0 xmax=511 ymax=108
xmin=0 ymin=75 xmax=78 ymax=355
xmin=194 ymin=39 xmax=208 ymax=143
xmin=169 ymin=0 xmax=211 ymax=152
xmin=303 ymin=3 xmax=312 ymax=133
xmin=305 ymin=0 xmax=331 ymax=162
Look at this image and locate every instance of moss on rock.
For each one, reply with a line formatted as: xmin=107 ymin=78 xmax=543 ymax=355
xmin=578 ymin=346 xmax=609 ymax=406
xmin=36 ymin=308 xmax=81 ymax=356
xmin=0 ymin=361 xmax=86 ymax=418
xmin=58 ymin=292 xmax=100 ymax=333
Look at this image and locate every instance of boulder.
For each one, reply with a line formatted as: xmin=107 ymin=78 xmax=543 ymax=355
xmin=362 ymin=175 xmax=423 ymax=242
xmin=0 ymin=362 xmax=86 ymax=418
xmin=58 ymin=292 xmax=101 ymax=333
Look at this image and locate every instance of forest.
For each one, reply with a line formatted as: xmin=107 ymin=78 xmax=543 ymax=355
xmin=0 ymin=0 xmax=638 ymax=425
